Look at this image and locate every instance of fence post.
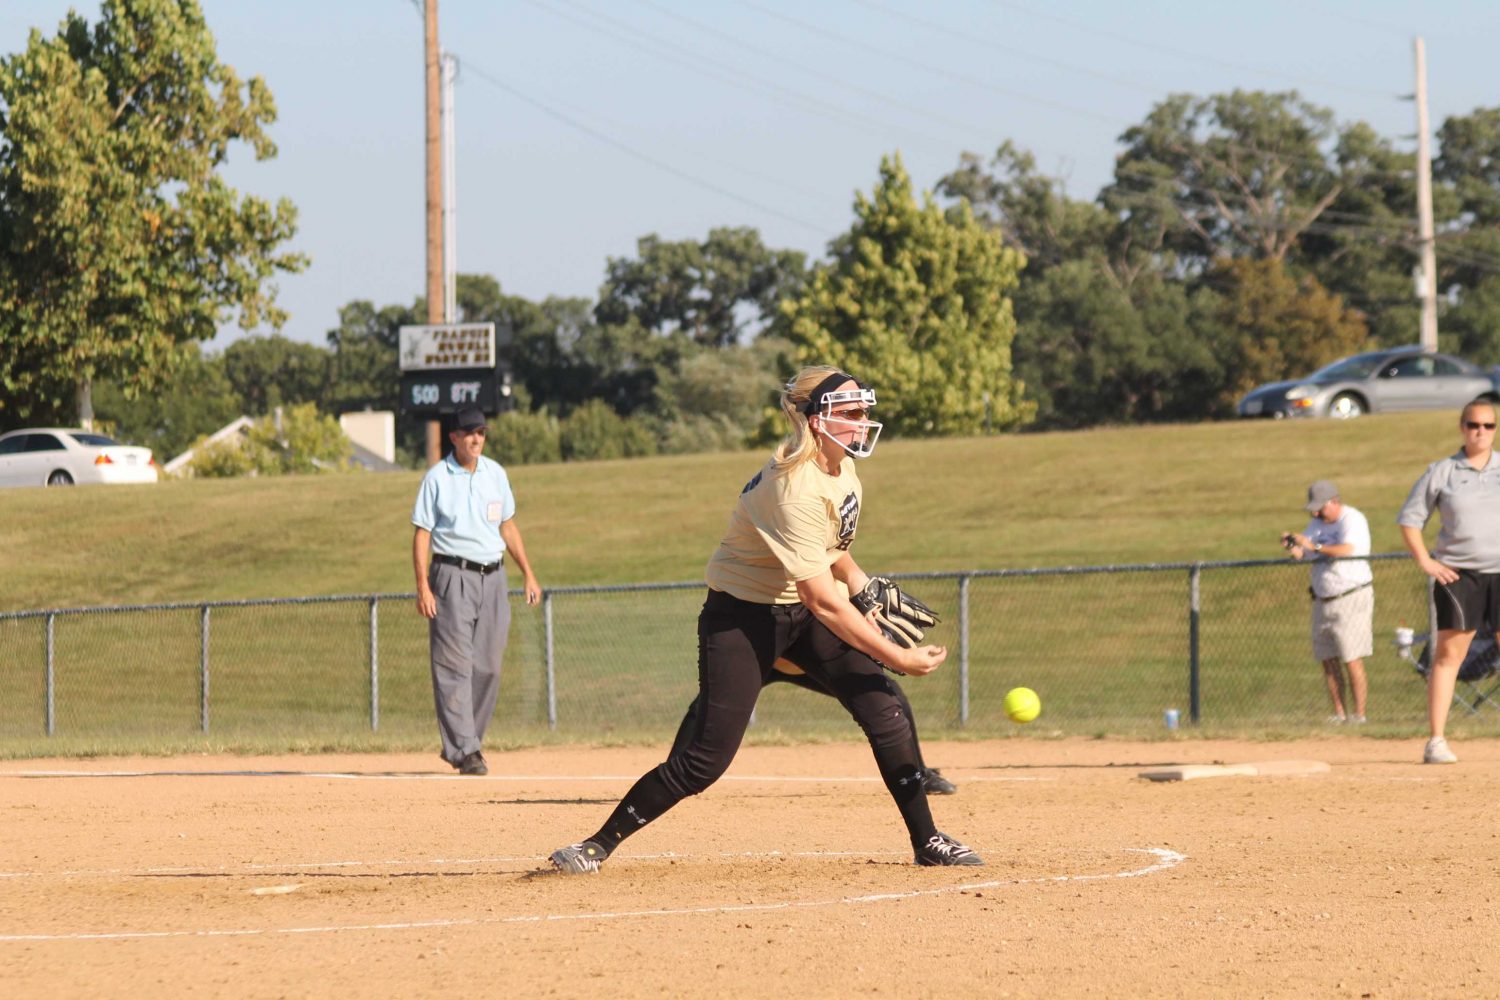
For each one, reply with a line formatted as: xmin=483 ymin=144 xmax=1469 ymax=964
xmin=199 ymin=605 xmax=211 ymax=734
xmin=45 ymin=613 xmax=55 ymax=736
xmin=544 ymin=591 xmax=557 ymax=730
xmin=369 ymin=597 xmax=380 ymax=731
xmin=1188 ymin=563 xmax=1202 ymax=725
xmin=958 ymin=574 xmax=971 ymax=726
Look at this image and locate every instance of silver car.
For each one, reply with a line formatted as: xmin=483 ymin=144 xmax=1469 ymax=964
xmin=1236 ymin=347 xmax=1500 ymax=419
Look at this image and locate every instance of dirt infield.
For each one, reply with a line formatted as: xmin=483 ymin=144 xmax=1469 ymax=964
xmin=4 ymin=737 xmax=1498 ymax=999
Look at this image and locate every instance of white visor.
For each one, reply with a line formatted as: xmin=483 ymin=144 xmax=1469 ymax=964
xmin=815 ymin=387 xmax=883 ymax=458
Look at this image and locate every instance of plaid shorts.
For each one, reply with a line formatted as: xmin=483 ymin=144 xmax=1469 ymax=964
xmin=1311 ymin=584 xmax=1374 ymax=663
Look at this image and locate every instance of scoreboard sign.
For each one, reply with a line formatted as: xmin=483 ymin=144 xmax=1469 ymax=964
xmin=398 ymin=322 xmax=496 ymax=371
xmin=399 ymin=369 xmax=505 ymax=416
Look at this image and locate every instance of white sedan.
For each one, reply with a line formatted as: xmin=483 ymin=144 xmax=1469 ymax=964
xmin=0 ymin=428 xmax=159 ymax=487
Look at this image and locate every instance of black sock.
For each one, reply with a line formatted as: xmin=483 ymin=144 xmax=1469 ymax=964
xmin=587 ymin=767 xmax=682 ymax=856
xmin=871 ymin=744 xmax=936 ymax=849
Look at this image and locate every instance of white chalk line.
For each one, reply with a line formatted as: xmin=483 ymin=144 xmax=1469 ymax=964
xmin=0 ymin=769 xmax=1049 ymax=783
xmin=0 ymin=848 xmax=1186 ymax=943
xmin=0 ymin=848 xmax=907 ymax=881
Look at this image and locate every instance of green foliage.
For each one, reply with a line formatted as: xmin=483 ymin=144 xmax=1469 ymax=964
xmin=91 ymin=342 xmax=241 ymax=460
xmin=223 ymin=334 xmax=331 ymax=414
xmin=1296 ymin=121 xmax=1424 ymax=348
xmin=1443 ymin=275 xmax=1500 ymax=365
xmin=1200 ymin=258 xmax=1369 ymax=412
xmin=559 ymin=399 xmax=658 ymax=461
xmin=780 ymin=154 xmax=1033 ymax=435
xmin=595 ymin=227 xmax=807 ymax=346
xmin=186 ymin=433 xmax=265 ymax=478
xmin=1014 ymin=263 xmax=1217 ymax=427
xmin=0 ymin=0 xmax=305 ymax=425
xmin=1107 ymin=90 xmax=1343 ymax=266
xmin=185 ymin=402 xmax=352 ymax=478
xmin=939 ymin=145 xmax=1217 ymax=428
xmin=938 ymin=141 xmax=1115 ymax=267
xmin=250 ymin=402 xmax=353 ymax=474
xmin=486 ymin=407 xmax=562 ymax=466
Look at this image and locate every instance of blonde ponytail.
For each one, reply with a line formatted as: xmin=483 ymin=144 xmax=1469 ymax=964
xmin=773 ymin=365 xmax=843 ymax=470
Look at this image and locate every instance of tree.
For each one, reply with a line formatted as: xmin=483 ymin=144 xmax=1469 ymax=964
xmin=1294 ymin=122 xmax=1425 ymax=348
xmin=222 ymin=334 xmax=332 ymax=415
xmin=324 ymin=299 xmax=413 ymax=415
xmin=1106 ymin=91 xmax=1344 ymax=268
xmin=1435 ymin=107 xmax=1500 ymax=313
xmin=779 ymin=155 xmax=1032 ymax=435
xmin=1199 ymin=258 xmax=1368 ymax=412
xmin=1443 ymin=275 xmax=1500 ymax=364
xmin=938 ymin=142 xmax=1116 ymax=271
xmin=184 ymin=402 xmax=351 ymax=478
xmin=653 ymin=337 xmax=785 ymax=453
xmin=1012 ymin=264 xmax=1218 ymax=428
xmin=595 ymin=227 xmax=807 ymax=347
xmin=559 ymin=399 xmax=657 ymax=461
xmin=92 ymin=342 xmax=240 ymax=460
xmin=0 ymin=0 xmax=305 ymax=427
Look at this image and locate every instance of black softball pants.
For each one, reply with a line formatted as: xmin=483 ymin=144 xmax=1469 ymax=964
xmin=584 ymin=588 xmax=936 ymax=854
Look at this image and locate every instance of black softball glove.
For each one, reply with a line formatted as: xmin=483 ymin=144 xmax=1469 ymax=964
xmin=851 ymin=576 xmax=940 ymax=649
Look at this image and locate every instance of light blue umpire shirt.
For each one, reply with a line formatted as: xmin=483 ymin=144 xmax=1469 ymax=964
xmin=411 ymin=453 xmax=516 ymax=565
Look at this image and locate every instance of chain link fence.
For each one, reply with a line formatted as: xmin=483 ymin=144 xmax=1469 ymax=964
xmin=4 ymin=555 xmax=1496 ymax=753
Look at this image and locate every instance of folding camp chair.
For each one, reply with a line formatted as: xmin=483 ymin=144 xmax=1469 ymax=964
xmin=1400 ymin=627 xmax=1500 ymax=716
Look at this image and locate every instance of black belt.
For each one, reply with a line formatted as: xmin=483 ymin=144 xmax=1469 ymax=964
xmin=1310 ymin=581 xmax=1372 ymax=603
xmin=432 ymin=553 xmax=502 ymax=575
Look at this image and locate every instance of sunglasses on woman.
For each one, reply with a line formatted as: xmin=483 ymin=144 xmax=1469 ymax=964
xmin=1465 ymin=421 xmax=1496 ymax=430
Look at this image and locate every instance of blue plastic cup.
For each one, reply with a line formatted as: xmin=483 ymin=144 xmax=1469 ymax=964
xmin=1164 ymin=708 xmax=1181 ymax=730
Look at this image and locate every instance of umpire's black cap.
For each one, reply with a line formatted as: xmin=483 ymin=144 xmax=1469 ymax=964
xmin=454 ymin=406 xmax=487 ymax=432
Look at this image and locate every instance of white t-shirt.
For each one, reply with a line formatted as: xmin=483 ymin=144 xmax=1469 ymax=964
xmin=1305 ymin=505 xmax=1373 ymax=598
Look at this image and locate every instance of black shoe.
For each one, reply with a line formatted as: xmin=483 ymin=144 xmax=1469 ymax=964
xmin=915 ymin=832 xmax=983 ymax=866
xmin=458 ymin=750 xmax=488 ymax=776
xmin=922 ymin=767 xmax=957 ymax=795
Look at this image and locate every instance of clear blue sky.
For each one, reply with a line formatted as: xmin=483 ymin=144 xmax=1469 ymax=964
xmin=3 ymin=1 xmax=1496 ymax=348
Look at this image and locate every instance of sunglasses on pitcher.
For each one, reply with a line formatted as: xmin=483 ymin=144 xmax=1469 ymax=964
xmin=1465 ymin=421 xmax=1496 ymax=430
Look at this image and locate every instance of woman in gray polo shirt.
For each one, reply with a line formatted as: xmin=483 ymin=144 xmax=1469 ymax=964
xmin=1398 ymin=398 xmax=1500 ymax=764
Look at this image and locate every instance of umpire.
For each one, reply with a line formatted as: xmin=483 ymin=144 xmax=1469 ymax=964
xmin=411 ymin=406 xmax=541 ymax=775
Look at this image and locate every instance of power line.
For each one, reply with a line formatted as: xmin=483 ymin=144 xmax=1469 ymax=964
xmin=984 ymin=0 xmax=1398 ymax=100
xmin=851 ymin=0 xmax=1163 ymax=97
xmin=528 ymin=0 xmax=962 ymax=150
xmin=457 ymin=59 xmax=830 ymax=237
xmin=729 ymin=0 xmax=1123 ymax=126
xmin=626 ymin=0 xmax=996 ymax=140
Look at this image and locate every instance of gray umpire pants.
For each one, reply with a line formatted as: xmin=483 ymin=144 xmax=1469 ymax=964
xmin=428 ymin=561 xmax=511 ymax=765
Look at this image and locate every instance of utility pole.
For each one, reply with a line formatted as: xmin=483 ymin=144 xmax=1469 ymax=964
xmin=423 ymin=0 xmax=444 ymax=466
xmin=1414 ymin=36 xmax=1438 ymax=353
xmin=442 ymin=53 xmax=458 ymax=325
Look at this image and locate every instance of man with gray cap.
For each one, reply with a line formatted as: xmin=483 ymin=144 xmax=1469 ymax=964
xmin=412 ymin=406 xmax=542 ymax=775
xmin=1282 ymin=480 xmax=1373 ymax=723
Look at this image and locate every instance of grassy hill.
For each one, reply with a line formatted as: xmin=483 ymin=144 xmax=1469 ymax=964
xmin=0 ymin=409 xmax=1461 ymax=611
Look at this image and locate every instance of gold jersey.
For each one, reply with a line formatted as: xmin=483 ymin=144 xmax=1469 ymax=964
xmin=704 ymin=456 xmax=862 ymax=604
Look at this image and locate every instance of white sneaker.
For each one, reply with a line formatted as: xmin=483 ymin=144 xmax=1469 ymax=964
xmin=549 ymin=840 xmax=607 ymax=874
xmin=1348 ymin=715 xmax=1367 ymax=725
xmin=1325 ymin=715 xmax=1346 ymax=725
xmin=1423 ymin=737 xmax=1458 ymax=764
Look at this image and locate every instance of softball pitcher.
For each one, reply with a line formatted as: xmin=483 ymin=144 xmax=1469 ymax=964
xmin=549 ymin=366 xmax=981 ymax=873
